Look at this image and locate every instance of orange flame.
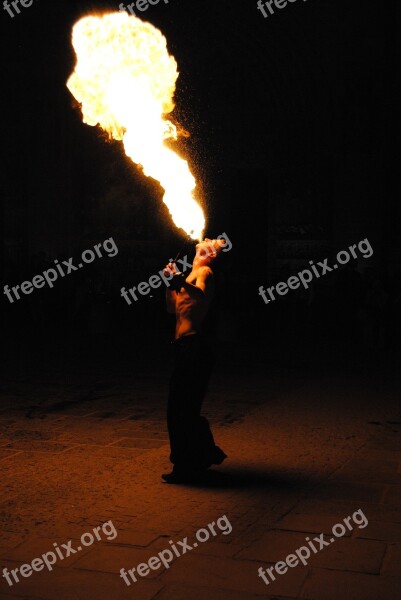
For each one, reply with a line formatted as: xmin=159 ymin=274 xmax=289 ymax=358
xmin=67 ymin=12 xmax=205 ymax=240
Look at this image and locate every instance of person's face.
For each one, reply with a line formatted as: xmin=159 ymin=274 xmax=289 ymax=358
xmin=195 ymin=238 xmax=218 ymax=262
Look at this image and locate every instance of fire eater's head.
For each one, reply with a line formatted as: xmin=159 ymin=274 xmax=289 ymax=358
xmin=194 ymin=237 xmax=228 ymax=266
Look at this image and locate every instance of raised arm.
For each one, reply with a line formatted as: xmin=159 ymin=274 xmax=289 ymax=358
xmin=164 ymin=262 xmax=177 ymax=313
xmin=180 ymin=266 xmax=214 ymax=301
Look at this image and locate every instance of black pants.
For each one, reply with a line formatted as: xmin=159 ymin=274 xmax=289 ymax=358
xmin=167 ymin=334 xmax=226 ymax=471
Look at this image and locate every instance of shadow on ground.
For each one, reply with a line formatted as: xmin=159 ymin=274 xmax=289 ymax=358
xmin=171 ymin=465 xmax=317 ymax=490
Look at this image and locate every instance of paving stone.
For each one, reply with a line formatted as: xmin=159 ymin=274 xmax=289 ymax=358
xmin=0 ymin=562 xmax=162 ymax=600
xmin=293 ymin=499 xmax=401 ymax=523
xmin=4 ymin=430 xmax=58 ymax=442
xmin=0 ymin=449 xmax=23 ymax=461
xmin=2 ymin=538 xmax=92 ymax=568
xmin=0 ymin=594 xmax=34 ymax=600
xmin=54 ymin=523 xmax=122 ymax=541
xmin=55 ymin=433 xmax=123 ymax=446
xmin=1 ymin=442 xmax=76 ymax=454
xmin=344 ymin=457 xmax=401 ymax=473
xmin=351 ymin=449 xmax=401 ymax=462
xmin=116 ymin=419 xmax=166 ymax=428
xmin=383 ymin=486 xmax=401 ymax=505
xmin=381 ymin=544 xmax=401 ymax=576
xmin=153 ymin=582 xmax=269 ymax=600
xmin=312 ymin=482 xmax=386 ymax=503
xmin=73 ymin=543 xmax=164 ymax=576
xmin=329 ymin=467 xmax=401 ymax=485
xmin=104 ymin=529 xmax=160 ymax=547
xmin=365 ymin=438 xmax=401 ymax=452
xmin=237 ymin=530 xmax=386 ymax=574
xmin=60 ymin=444 xmax=146 ymax=460
xmin=82 ymin=410 xmax=134 ymax=420
xmin=112 ymin=430 xmax=169 ymax=441
xmin=109 ymin=438 xmax=167 ymax=449
xmin=300 ymin=568 xmax=401 ymax=600
xmin=2 ymin=372 xmax=401 ymax=598
xmin=161 ymin=554 xmax=307 ymax=597
xmin=354 ymin=521 xmax=401 ymax=542
xmin=188 ymin=541 xmax=245 ymax=558
xmin=273 ymin=514 xmax=352 ymax=537
xmin=0 ymin=532 xmax=25 ymax=551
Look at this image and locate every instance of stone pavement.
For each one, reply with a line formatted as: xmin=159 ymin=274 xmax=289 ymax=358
xmin=1 ymin=363 xmax=401 ymax=599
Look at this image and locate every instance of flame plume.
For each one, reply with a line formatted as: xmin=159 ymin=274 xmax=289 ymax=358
xmin=67 ymin=12 xmax=205 ymax=240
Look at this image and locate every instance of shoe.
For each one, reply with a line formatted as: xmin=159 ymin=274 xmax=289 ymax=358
xmin=161 ymin=472 xmax=187 ymax=484
xmin=161 ymin=467 xmax=208 ymax=484
xmin=210 ymin=447 xmax=227 ymax=465
xmin=202 ymin=447 xmax=228 ymax=468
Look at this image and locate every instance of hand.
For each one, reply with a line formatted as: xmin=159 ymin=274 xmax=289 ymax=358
xmin=164 ymin=262 xmax=177 ymax=277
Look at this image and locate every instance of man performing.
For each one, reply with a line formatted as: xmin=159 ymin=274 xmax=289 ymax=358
xmin=162 ymin=237 xmax=228 ymax=484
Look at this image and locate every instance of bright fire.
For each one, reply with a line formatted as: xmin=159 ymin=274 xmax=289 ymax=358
xmin=67 ymin=12 xmax=205 ymax=240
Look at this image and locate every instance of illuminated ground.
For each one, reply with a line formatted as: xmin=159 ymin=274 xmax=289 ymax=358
xmin=1 ymin=358 xmax=401 ymax=599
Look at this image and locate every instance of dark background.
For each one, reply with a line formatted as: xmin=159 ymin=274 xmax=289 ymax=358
xmin=1 ymin=0 xmax=399 ymax=379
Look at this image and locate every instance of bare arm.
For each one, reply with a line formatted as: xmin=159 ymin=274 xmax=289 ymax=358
xmin=181 ymin=267 xmax=214 ymax=301
xmin=164 ymin=262 xmax=177 ymax=313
